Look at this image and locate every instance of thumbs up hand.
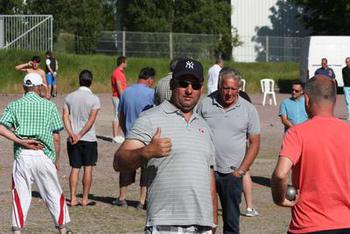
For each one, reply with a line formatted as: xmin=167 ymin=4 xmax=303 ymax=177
xmin=144 ymin=128 xmax=172 ymax=159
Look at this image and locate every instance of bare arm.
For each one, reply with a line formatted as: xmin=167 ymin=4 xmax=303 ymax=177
xmin=113 ymin=128 xmax=171 ymax=171
xmin=0 ymin=125 xmax=42 ymax=150
xmin=112 ymin=78 xmax=123 ymax=97
xmin=39 ymin=69 xmax=49 ymax=99
xmin=210 ymin=168 xmax=218 ymax=233
xmin=15 ymin=61 xmax=31 ymax=72
xmin=234 ymin=134 xmax=260 ymax=177
xmin=271 ymin=156 xmax=298 ymax=207
xmin=62 ymin=107 xmax=79 ymax=144
xmin=116 ymin=80 xmax=123 ymax=97
xmin=280 ymin=115 xmax=293 ymax=129
xmin=53 ymin=132 xmax=61 ymax=170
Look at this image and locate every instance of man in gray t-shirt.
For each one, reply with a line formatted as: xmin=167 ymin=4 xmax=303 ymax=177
xmin=197 ymin=67 xmax=260 ymax=234
xmin=63 ymin=70 xmax=101 ymax=207
xmin=114 ymin=58 xmax=218 ymax=233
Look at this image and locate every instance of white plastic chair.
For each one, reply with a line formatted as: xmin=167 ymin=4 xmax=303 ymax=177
xmin=260 ymin=78 xmax=277 ymax=106
xmin=240 ymin=78 xmax=246 ymax=91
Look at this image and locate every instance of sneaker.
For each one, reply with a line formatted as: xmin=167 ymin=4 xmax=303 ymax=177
xmin=244 ymin=208 xmax=259 ymax=217
xmin=112 ymin=198 xmax=127 ymax=207
xmin=136 ymin=202 xmax=145 ymax=210
xmin=113 ymin=136 xmax=125 ymax=144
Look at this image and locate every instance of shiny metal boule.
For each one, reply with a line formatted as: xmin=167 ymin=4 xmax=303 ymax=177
xmin=286 ymin=185 xmax=297 ymax=201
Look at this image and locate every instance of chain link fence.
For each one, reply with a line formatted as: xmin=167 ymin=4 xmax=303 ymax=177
xmin=234 ymin=35 xmax=303 ymax=62
xmin=0 ymin=15 xmax=53 ymax=51
xmin=94 ymin=31 xmax=219 ymax=59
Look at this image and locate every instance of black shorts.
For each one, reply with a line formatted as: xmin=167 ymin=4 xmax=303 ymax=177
xmin=119 ymin=166 xmax=147 ymax=187
xmin=67 ymin=141 xmax=98 ymax=168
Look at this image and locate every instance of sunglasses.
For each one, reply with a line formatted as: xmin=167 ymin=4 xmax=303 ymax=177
xmin=292 ymin=89 xmax=301 ymax=93
xmin=177 ymin=80 xmax=202 ymax=90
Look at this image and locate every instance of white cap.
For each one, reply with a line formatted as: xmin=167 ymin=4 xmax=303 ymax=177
xmin=23 ymin=73 xmax=43 ymax=87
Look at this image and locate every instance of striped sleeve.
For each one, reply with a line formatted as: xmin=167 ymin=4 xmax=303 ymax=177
xmin=127 ymin=114 xmax=153 ymax=145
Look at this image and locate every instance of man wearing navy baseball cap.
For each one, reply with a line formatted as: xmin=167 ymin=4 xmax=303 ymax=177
xmin=114 ymin=58 xmax=218 ymax=233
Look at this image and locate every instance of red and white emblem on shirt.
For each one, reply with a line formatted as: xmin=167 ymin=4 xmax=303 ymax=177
xmin=198 ymin=128 xmax=205 ymax=134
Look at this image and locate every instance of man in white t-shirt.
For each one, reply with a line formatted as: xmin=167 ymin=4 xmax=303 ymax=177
xmin=207 ymin=58 xmax=224 ymax=95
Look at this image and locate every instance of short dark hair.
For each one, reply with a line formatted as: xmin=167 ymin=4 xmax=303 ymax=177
xmin=170 ymin=57 xmax=182 ymax=72
xmin=45 ymin=50 xmax=53 ymax=57
xmin=117 ymin=56 xmax=127 ymax=66
xmin=139 ymin=67 xmax=156 ymax=80
xmin=292 ymin=81 xmax=304 ymax=89
xmin=32 ymin=56 xmax=41 ymax=63
xmin=79 ymin=70 xmax=93 ymax=87
xmin=216 ymin=58 xmax=224 ymax=64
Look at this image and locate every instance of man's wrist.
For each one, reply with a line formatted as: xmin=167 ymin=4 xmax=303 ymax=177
xmin=235 ymin=169 xmax=246 ymax=178
xmin=141 ymin=145 xmax=152 ymax=160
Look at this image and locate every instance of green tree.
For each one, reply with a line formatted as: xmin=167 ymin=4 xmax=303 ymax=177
xmin=24 ymin=0 xmax=107 ymax=53
xmin=122 ymin=0 xmax=239 ymax=59
xmin=25 ymin=0 xmax=69 ymax=42
xmin=63 ymin=0 xmax=104 ymax=53
xmin=288 ymin=0 xmax=350 ymax=35
xmin=0 ymin=0 xmax=23 ymax=14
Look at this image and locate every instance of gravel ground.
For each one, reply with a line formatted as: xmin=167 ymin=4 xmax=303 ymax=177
xmin=0 ymin=92 xmax=347 ymax=233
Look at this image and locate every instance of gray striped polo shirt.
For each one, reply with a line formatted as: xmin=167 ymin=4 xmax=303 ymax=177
xmin=127 ymin=100 xmax=215 ymax=227
xmin=197 ymin=93 xmax=260 ymax=173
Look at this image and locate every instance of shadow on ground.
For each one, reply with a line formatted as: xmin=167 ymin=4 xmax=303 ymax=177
xmin=97 ymin=135 xmax=113 ymax=142
xmin=252 ymin=176 xmax=271 ymax=187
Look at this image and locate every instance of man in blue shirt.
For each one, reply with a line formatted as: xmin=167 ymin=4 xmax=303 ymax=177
xmin=113 ymin=67 xmax=155 ymax=209
xmin=279 ymin=82 xmax=308 ymax=131
xmin=314 ymin=58 xmax=335 ymax=80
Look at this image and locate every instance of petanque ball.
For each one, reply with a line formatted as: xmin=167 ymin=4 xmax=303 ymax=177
xmin=286 ymin=185 xmax=297 ymax=201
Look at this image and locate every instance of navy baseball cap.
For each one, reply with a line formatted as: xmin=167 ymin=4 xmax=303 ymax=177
xmin=172 ymin=58 xmax=204 ymax=82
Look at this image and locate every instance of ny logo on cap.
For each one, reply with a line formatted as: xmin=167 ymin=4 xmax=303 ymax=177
xmin=185 ymin=61 xmax=194 ymax=69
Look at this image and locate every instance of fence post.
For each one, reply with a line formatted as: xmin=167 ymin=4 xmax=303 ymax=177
xmin=169 ymin=32 xmax=173 ymax=59
xmin=50 ymin=15 xmax=53 ymax=51
xmin=266 ymin=36 xmax=269 ymax=62
xmin=122 ymin=30 xmax=126 ymax=56
xmin=0 ymin=16 xmax=4 ymax=48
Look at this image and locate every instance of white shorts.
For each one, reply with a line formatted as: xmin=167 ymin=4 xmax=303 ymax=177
xmin=112 ymin=96 xmax=120 ymax=121
xmin=11 ymin=150 xmax=70 ymax=230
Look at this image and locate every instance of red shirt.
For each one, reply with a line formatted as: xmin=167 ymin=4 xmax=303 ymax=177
xmin=280 ymin=116 xmax=350 ymax=233
xmin=111 ymin=68 xmax=127 ymax=98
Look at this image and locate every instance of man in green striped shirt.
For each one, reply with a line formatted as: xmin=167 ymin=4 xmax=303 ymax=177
xmin=0 ymin=73 xmax=70 ymax=234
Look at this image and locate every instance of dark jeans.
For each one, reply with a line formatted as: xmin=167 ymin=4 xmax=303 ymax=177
xmin=215 ymin=171 xmax=243 ymax=234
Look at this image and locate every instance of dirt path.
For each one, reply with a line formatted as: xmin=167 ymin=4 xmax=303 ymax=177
xmin=0 ymin=93 xmax=347 ymax=233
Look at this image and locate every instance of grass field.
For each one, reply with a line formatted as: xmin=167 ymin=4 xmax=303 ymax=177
xmin=0 ymin=50 xmax=299 ymax=94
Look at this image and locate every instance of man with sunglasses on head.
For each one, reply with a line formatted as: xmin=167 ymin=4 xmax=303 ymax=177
xmin=114 ymin=58 xmax=218 ymax=233
xmin=279 ymin=81 xmax=308 ymax=131
xmin=16 ymin=56 xmax=49 ymax=99
xmin=197 ymin=67 xmax=260 ymax=234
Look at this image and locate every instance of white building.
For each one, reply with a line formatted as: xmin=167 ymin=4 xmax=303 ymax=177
xmin=231 ymin=0 xmax=308 ymax=62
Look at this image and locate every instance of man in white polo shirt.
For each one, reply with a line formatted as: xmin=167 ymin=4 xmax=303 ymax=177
xmin=114 ymin=58 xmax=218 ymax=233
xmin=198 ymin=67 xmax=260 ymax=234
